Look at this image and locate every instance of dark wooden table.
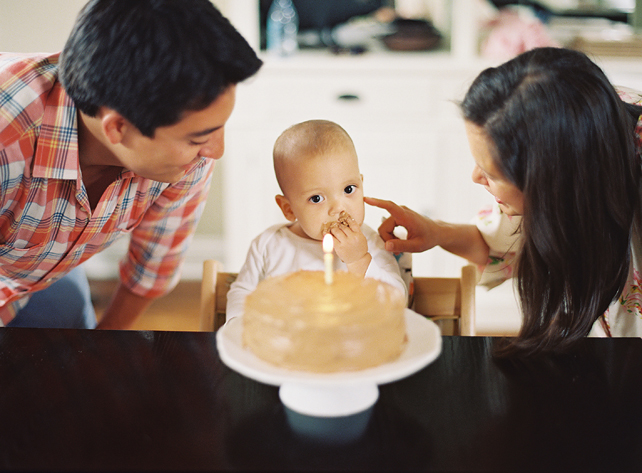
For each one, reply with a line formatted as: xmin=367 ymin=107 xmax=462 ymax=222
xmin=1 ymin=328 xmax=641 ymax=472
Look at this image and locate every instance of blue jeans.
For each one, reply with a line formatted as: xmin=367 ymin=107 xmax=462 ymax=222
xmin=7 ymin=266 xmax=97 ymax=329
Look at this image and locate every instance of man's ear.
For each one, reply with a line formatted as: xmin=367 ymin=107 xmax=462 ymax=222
xmin=100 ymin=109 xmax=129 ymax=145
xmin=275 ymin=194 xmax=296 ymax=222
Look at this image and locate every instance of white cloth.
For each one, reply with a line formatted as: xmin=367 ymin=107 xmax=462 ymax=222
xmin=226 ymin=223 xmax=406 ymax=320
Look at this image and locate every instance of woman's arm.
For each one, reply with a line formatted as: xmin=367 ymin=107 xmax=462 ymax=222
xmin=364 ymin=197 xmax=490 ymax=266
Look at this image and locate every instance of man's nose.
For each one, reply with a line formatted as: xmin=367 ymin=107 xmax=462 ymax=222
xmin=199 ymin=130 xmax=225 ymax=160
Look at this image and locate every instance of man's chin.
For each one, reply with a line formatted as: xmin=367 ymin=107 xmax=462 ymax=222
xmin=139 ymin=171 xmax=185 ymax=184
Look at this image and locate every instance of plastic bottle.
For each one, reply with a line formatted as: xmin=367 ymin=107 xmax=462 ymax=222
xmin=266 ymin=0 xmax=299 ymax=57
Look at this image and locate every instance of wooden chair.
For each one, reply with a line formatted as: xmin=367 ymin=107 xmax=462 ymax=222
xmin=410 ymin=264 xmax=477 ymax=336
xmin=200 ymin=259 xmax=477 ymax=335
xmin=199 ymin=260 xmax=237 ymax=332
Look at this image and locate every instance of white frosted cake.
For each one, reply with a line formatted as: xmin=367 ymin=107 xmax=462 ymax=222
xmin=242 ymin=270 xmax=407 ymax=373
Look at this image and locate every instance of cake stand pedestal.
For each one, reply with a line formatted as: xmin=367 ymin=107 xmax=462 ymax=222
xmin=279 ymin=382 xmax=379 ymax=417
xmin=217 ymin=309 xmax=442 ymax=418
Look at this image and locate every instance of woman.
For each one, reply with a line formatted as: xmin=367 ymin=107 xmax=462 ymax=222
xmin=366 ymin=47 xmax=642 ymax=355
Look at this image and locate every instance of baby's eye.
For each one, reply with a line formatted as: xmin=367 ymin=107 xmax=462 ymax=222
xmin=344 ymin=185 xmax=356 ymax=195
xmin=309 ymin=195 xmax=324 ymax=204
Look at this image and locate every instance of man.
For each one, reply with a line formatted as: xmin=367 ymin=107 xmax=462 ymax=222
xmin=0 ymin=0 xmax=262 ymax=328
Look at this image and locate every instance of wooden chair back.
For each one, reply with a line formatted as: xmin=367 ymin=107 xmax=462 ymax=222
xmin=200 ymin=260 xmax=477 ymax=335
xmin=410 ymin=264 xmax=477 ymax=336
xmin=199 ymin=260 xmax=237 ymax=332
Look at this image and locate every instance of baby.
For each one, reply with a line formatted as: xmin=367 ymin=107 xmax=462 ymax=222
xmin=226 ymin=119 xmax=406 ymax=319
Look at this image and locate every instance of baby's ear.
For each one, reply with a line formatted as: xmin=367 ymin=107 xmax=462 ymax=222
xmin=275 ymin=195 xmax=296 ymax=222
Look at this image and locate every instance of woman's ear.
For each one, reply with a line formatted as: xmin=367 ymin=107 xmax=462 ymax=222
xmin=275 ymin=194 xmax=296 ymax=222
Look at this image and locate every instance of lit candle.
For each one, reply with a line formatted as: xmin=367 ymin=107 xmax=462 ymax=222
xmin=323 ymin=233 xmax=334 ymax=285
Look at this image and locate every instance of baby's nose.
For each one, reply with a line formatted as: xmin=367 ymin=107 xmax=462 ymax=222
xmin=329 ymin=202 xmax=345 ymax=216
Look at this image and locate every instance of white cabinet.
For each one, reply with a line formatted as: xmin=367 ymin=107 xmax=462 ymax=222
xmin=597 ymin=58 xmax=642 ymax=92
xmin=220 ymin=52 xmax=494 ymax=276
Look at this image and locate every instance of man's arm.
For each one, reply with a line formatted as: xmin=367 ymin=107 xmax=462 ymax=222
xmin=96 ymin=282 xmax=154 ymax=329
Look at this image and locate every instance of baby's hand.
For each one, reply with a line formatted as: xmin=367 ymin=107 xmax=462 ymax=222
xmin=327 ymin=215 xmax=371 ymax=277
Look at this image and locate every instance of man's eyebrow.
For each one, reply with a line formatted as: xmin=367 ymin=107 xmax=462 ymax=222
xmin=187 ymin=126 xmax=222 ymax=138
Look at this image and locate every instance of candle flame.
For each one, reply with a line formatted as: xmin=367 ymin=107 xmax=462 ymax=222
xmin=323 ymin=233 xmax=333 ymax=253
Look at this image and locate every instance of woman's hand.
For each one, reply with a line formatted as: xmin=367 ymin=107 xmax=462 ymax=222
xmin=364 ymin=197 xmax=437 ymax=253
xmin=364 ymin=196 xmax=491 ymax=265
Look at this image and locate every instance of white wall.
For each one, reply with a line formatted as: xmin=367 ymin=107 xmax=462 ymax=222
xmin=0 ymin=0 xmax=87 ymax=52
xmin=0 ymin=0 xmax=239 ymax=52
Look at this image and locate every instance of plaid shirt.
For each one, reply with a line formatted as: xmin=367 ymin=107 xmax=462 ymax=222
xmin=0 ymin=52 xmax=214 ymax=325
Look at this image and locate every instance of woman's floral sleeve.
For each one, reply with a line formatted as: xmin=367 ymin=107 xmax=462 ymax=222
xmin=473 ymin=204 xmax=522 ymax=289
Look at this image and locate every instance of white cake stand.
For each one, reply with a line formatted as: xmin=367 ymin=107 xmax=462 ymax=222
xmin=216 ymin=309 xmax=442 ymax=417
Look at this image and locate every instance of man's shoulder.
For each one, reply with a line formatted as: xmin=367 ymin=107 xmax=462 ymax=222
xmin=1 ymin=52 xmax=59 ymax=88
xmin=0 ymin=53 xmax=61 ymax=147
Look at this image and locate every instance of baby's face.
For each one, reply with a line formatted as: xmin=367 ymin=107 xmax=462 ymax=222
xmin=283 ymin=150 xmax=365 ymax=241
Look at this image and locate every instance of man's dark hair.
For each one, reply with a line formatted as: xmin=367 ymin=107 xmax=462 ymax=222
xmin=60 ymin=0 xmax=262 ymax=136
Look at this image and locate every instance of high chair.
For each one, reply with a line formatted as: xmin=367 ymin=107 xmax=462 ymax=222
xmin=409 ymin=264 xmax=477 ymax=336
xmin=199 ymin=260 xmax=237 ymax=332
xmin=199 ymin=259 xmax=477 ymax=335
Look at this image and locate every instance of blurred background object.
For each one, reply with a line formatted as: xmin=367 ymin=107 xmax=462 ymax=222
xmin=381 ymin=18 xmax=442 ymax=51
xmin=480 ymin=4 xmax=561 ymax=61
xmin=480 ymin=0 xmax=641 ymax=59
xmin=266 ymin=0 xmax=300 ymax=56
xmin=260 ymin=0 xmax=394 ymax=49
xmin=259 ymin=0 xmax=444 ymax=52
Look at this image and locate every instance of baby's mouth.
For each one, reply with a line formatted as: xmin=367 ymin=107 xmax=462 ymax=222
xmin=321 ymin=211 xmax=351 ymax=234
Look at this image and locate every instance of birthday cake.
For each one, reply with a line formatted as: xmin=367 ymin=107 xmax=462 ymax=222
xmin=242 ymin=270 xmax=407 ymax=373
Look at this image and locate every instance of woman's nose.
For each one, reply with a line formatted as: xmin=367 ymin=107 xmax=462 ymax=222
xmin=471 ymin=165 xmax=486 ymax=185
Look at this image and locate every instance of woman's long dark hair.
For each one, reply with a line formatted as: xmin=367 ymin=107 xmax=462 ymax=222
xmin=461 ymin=47 xmax=642 ymax=355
